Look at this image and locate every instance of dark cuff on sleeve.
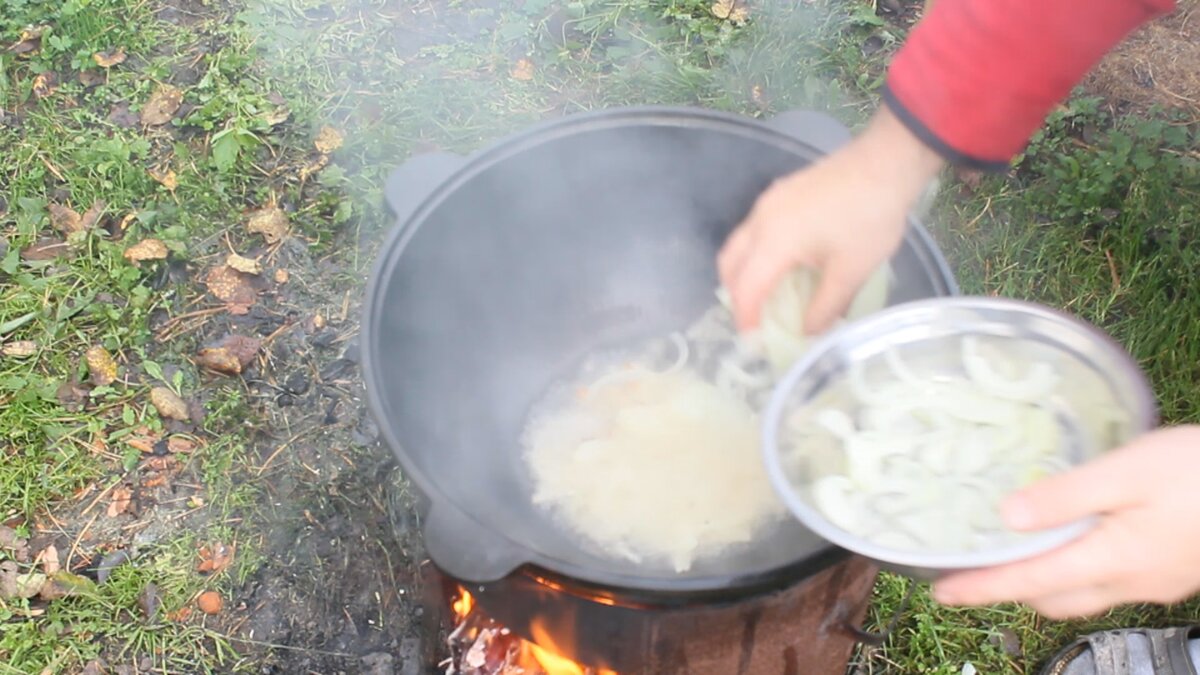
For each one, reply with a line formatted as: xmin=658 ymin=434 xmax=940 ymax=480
xmin=881 ymin=85 xmax=1012 ymax=174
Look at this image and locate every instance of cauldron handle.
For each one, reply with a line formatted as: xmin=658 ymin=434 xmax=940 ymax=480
xmin=763 ymin=109 xmax=853 ymax=155
xmin=423 ymin=501 xmax=526 ymax=584
xmin=383 ymin=151 xmax=466 ymax=225
xmin=828 ymin=578 xmax=917 ymax=647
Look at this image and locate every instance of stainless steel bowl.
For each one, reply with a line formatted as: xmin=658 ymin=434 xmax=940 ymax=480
xmin=761 ymin=296 xmax=1158 ymax=579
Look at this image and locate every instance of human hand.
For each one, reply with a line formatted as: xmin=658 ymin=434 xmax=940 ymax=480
xmin=933 ymin=425 xmax=1200 ymax=619
xmin=718 ymin=106 xmax=945 ymax=334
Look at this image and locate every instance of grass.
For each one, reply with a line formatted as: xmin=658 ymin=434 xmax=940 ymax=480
xmin=0 ymin=0 xmax=1197 ymax=672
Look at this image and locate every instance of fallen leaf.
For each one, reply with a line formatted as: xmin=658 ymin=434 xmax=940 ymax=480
xmin=196 ymin=542 xmax=235 ymax=574
xmin=80 ymin=660 xmax=106 ymax=675
xmin=96 ymin=550 xmax=130 ymax=584
xmin=56 ymin=380 xmax=88 ymax=411
xmin=0 ymin=561 xmax=18 ymax=598
xmin=196 ymin=335 xmax=261 ymax=375
xmin=298 ymin=154 xmax=329 ymax=180
xmin=39 ymin=571 xmax=93 ymax=600
xmin=14 ymin=572 xmax=46 ymax=599
xmin=314 ymin=126 xmax=343 ymax=154
xmin=711 ymin=0 xmax=750 ymax=22
xmin=0 ymin=526 xmax=29 ymax=561
xmin=226 ymin=253 xmax=261 ymax=275
xmin=167 ymin=607 xmax=193 ymax=622
xmin=21 ymin=238 xmax=68 ymax=261
xmin=140 ymin=84 xmax=183 ymax=126
xmin=510 ymin=58 xmax=535 ymax=81
xmin=124 ymin=238 xmax=169 ymax=266
xmin=245 ymin=206 xmax=289 ymax=244
xmin=3 ymin=341 xmax=37 ymax=357
xmin=32 ymin=72 xmax=56 ymax=99
xmin=273 ymin=268 xmax=289 ymax=284
xmin=34 ymin=544 xmax=59 ymax=575
xmin=79 ymin=200 xmax=106 ymax=231
xmin=195 ymin=347 xmax=241 ymax=375
xmin=139 ymin=582 xmax=160 ymax=621
xmin=204 ymin=265 xmax=258 ymax=313
xmin=123 ymin=427 xmax=160 ymax=453
xmin=93 ymin=46 xmax=127 ymax=68
xmin=79 ymin=70 xmax=105 ymax=87
xmin=49 ymin=203 xmax=82 ymax=234
xmin=167 ymin=436 xmax=197 ymax=453
xmin=196 ymin=590 xmax=223 ymax=615
xmin=118 ymin=213 xmax=137 ymax=231
xmin=150 ymin=387 xmax=189 ymax=421
xmin=145 ymin=455 xmax=177 ymax=472
xmin=85 ymin=346 xmax=119 ymax=386
xmin=262 ymin=105 xmax=290 ymax=126
xmin=107 ymin=486 xmax=133 ymax=517
xmin=148 ymin=167 xmax=177 ymax=191
xmin=7 ymin=28 xmax=43 ymax=56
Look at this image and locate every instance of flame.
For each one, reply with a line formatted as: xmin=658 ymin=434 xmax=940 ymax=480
xmin=452 ymin=589 xmax=474 ymax=618
xmin=529 ymin=620 xmax=618 ymax=675
xmin=449 ymin=587 xmax=618 ymax=675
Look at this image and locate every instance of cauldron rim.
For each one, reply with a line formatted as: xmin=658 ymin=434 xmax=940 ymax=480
xmin=361 ymin=104 xmax=959 ymax=593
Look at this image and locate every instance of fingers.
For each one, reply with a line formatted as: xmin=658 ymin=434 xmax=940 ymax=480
xmin=1001 ymin=443 xmax=1147 ymax=532
xmin=803 ymin=258 xmax=872 ymax=335
xmin=727 ymin=243 xmax=793 ymax=332
xmin=933 ymin=529 xmax=1119 ymax=607
xmin=1024 ymin=587 xmax=1118 ymax=620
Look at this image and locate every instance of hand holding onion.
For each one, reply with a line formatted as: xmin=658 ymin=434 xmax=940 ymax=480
xmin=718 ymin=106 xmax=945 ymax=335
xmin=933 ymin=425 xmax=1200 ymax=618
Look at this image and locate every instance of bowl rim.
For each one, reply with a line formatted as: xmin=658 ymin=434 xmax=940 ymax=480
xmin=760 ymin=295 xmax=1158 ymax=570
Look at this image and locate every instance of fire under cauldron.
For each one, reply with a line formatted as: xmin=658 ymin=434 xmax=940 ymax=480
xmin=362 ymin=107 xmax=959 ymax=673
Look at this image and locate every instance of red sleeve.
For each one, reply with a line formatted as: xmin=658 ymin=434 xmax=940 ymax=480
xmin=884 ymin=0 xmax=1177 ymax=171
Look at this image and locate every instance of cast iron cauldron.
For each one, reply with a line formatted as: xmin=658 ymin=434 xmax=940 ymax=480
xmin=362 ymin=106 xmax=959 ymax=597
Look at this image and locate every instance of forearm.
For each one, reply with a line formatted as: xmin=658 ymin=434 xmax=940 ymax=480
xmin=886 ymin=0 xmax=1177 ymax=170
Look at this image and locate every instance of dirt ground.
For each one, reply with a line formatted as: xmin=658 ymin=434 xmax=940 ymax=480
xmin=1084 ymin=0 xmax=1200 ymax=118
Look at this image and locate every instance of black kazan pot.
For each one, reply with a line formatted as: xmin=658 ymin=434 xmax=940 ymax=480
xmin=361 ymin=106 xmax=959 ymax=660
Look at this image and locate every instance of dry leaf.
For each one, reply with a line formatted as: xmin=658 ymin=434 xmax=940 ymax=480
xmin=0 ymin=526 xmax=29 ymax=562
xmin=273 ymin=269 xmax=289 ymax=284
xmin=35 ymin=544 xmax=60 ymax=575
xmin=85 ymin=346 xmax=118 ymax=386
xmin=49 ymin=203 xmax=82 ymax=234
xmin=32 ymin=72 xmax=56 ymax=99
xmin=14 ymin=572 xmax=46 ymax=599
xmin=197 ymin=590 xmax=223 ymax=615
xmin=79 ymin=660 xmax=106 ymax=675
xmin=107 ymin=487 xmax=133 ymax=517
xmin=510 ymin=58 xmax=535 ymax=81
xmin=124 ymin=430 xmax=158 ymax=454
xmin=196 ymin=335 xmax=261 ymax=375
xmin=314 ymin=126 xmax=343 ymax=154
xmin=167 ymin=436 xmax=197 ymax=453
xmin=204 ymin=265 xmax=257 ymax=314
xmin=262 ymin=105 xmax=290 ymax=126
xmin=93 ymin=47 xmax=127 ymax=68
xmin=21 ymin=238 xmax=68 ymax=261
xmin=79 ymin=70 xmax=105 ymax=87
xmin=139 ymin=582 xmax=160 ymax=620
xmin=226 ymin=253 xmax=261 ymax=275
xmin=140 ymin=84 xmax=184 ymax=126
xmin=3 ymin=341 xmax=37 ymax=357
xmin=39 ymin=571 xmax=94 ymax=601
xmin=246 ymin=206 xmax=289 ymax=244
xmin=150 ymin=387 xmax=189 ymax=421
xmin=196 ymin=542 xmax=234 ymax=574
xmin=79 ymin=200 xmax=106 ymax=231
xmin=711 ymin=0 xmax=750 ymax=22
xmin=0 ymin=561 xmax=18 ymax=598
xmin=124 ymin=238 xmax=168 ymax=266
xmin=298 ymin=154 xmax=329 ymax=181
xmin=167 ymin=606 xmax=193 ymax=622
xmin=119 ymin=213 xmax=138 ymax=231
xmin=7 ymin=28 xmax=42 ymax=56
xmin=148 ymin=167 xmax=177 ymax=191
